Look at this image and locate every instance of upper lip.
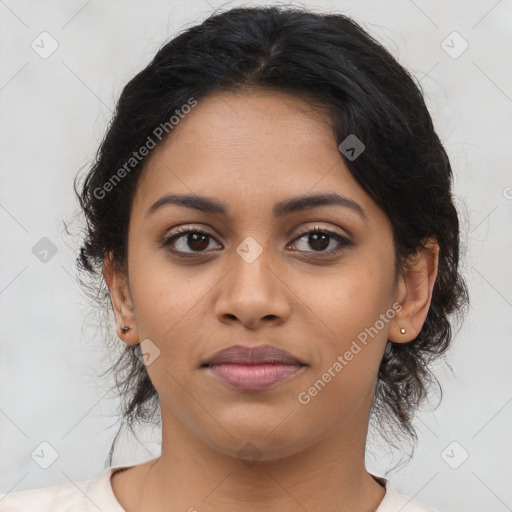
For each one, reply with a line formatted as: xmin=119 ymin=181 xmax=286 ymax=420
xmin=202 ymin=344 xmax=306 ymax=366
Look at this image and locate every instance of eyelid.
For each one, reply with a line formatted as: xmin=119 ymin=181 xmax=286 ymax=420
xmin=287 ymin=225 xmax=353 ymax=255
xmin=291 ymin=223 xmax=351 ymax=241
xmin=160 ymin=225 xmax=222 ymax=247
xmin=162 ymin=223 xmax=223 ymax=241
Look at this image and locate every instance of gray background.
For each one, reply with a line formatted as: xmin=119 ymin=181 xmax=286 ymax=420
xmin=1 ymin=1 xmax=511 ymax=511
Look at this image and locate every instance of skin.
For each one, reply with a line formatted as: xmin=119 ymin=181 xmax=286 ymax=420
xmin=103 ymin=89 xmax=439 ymax=512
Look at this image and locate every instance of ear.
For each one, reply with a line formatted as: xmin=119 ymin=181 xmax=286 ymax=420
xmin=103 ymin=252 xmax=139 ymax=345
xmin=389 ymin=238 xmax=439 ymax=343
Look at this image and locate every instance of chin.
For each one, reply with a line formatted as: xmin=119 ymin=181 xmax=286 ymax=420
xmin=205 ymin=423 xmax=307 ymax=463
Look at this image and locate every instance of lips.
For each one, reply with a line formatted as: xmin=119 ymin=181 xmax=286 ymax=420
xmin=202 ymin=344 xmax=307 ymax=391
xmin=202 ymin=344 xmax=305 ymax=366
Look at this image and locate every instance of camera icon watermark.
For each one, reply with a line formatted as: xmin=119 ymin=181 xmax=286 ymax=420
xmin=441 ymin=441 xmax=469 ymax=469
xmin=237 ymin=442 xmax=262 ymax=467
xmin=134 ymin=339 xmax=161 ymax=366
xmin=31 ymin=441 xmax=59 ymax=469
xmin=31 ymin=31 xmax=59 ymax=59
xmin=32 ymin=237 xmax=58 ymax=263
xmin=441 ymin=31 xmax=469 ymax=59
xmin=236 ymin=236 xmax=263 ymax=264
xmin=503 ymin=186 xmax=512 ymax=200
xmin=338 ymin=134 xmax=365 ymax=161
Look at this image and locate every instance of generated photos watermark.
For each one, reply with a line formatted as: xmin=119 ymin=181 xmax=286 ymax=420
xmin=93 ymin=97 xmax=198 ymax=200
xmin=297 ymin=302 xmax=402 ymax=405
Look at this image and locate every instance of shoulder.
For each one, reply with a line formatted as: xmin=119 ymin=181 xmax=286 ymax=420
xmin=373 ymin=475 xmax=440 ymax=512
xmin=0 ymin=467 xmax=124 ymax=512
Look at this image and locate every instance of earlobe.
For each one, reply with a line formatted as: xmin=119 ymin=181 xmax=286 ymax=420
xmin=389 ymin=238 xmax=439 ymax=343
xmin=102 ymin=252 xmax=139 ymax=345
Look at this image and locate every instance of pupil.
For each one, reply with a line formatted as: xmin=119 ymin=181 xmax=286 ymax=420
xmin=310 ymin=233 xmax=329 ymax=251
xmin=189 ymin=233 xmax=209 ymax=251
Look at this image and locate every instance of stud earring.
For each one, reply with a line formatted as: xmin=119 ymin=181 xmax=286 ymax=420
xmin=121 ymin=324 xmax=132 ymax=334
xmin=400 ymin=328 xmax=406 ymax=334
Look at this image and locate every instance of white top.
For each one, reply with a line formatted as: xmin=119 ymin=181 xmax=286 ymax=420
xmin=0 ymin=466 xmax=439 ymax=511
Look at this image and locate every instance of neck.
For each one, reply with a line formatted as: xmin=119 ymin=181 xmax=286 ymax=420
xmin=134 ymin=393 xmax=386 ymax=511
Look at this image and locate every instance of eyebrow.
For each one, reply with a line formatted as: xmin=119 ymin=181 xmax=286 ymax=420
xmin=145 ymin=192 xmax=367 ymax=220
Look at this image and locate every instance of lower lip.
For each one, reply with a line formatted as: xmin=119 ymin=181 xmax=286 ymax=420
xmin=206 ymin=363 xmax=304 ymax=391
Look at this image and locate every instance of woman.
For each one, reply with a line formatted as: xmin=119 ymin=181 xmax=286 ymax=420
xmin=0 ymin=5 xmax=468 ymax=511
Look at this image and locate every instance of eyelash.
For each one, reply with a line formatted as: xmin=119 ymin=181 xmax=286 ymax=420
xmin=160 ymin=225 xmax=352 ymax=258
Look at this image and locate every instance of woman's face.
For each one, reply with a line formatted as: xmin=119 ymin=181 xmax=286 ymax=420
xmin=110 ymin=89 xmax=407 ymax=461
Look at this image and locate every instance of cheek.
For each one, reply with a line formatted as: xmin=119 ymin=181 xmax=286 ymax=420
xmin=297 ymin=254 xmax=396 ymax=411
xmin=306 ymin=256 xmax=395 ymax=342
xmin=128 ymin=250 xmax=210 ymax=344
xmin=293 ymin=261 xmax=393 ymax=428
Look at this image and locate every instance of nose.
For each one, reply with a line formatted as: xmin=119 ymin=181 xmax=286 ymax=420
xmin=213 ymin=242 xmax=291 ymax=330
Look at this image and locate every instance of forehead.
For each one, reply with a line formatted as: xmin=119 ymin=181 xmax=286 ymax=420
xmin=149 ymin=88 xmax=337 ymax=164
xmin=131 ymin=89 xmax=385 ymax=227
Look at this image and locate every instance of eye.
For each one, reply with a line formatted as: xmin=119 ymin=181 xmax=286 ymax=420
xmin=160 ymin=225 xmax=352 ymax=258
xmin=160 ymin=227 xmax=222 ymax=256
xmin=288 ymin=226 xmax=352 ymax=255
